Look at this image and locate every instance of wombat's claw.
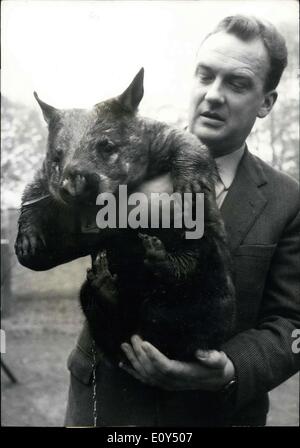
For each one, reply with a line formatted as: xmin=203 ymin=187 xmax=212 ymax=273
xmin=86 ymin=268 xmax=95 ymax=282
xmin=138 ymin=233 xmax=167 ymax=262
xmin=174 ymin=179 xmax=202 ymax=195
xmin=139 ymin=232 xmax=161 ymax=249
xmin=191 ymin=180 xmax=202 ymax=193
xmin=15 ymin=231 xmax=46 ymax=258
xmin=89 ymin=250 xmax=118 ymax=287
xmin=93 ymin=249 xmax=109 ymax=274
xmin=87 ymin=251 xmax=119 ymax=304
xmin=138 ymin=233 xmax=148 ymax=241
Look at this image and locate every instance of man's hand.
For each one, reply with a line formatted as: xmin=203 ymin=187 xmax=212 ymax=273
xmin=119 ymin=335 xmax=235 ymax=391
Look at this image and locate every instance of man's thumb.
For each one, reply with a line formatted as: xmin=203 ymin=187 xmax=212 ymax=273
xmin=195 ymin=350 xmax=227 ymax=369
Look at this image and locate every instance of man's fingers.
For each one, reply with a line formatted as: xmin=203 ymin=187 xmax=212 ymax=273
xmin=119 ymin=362 xmax=148 ymax=384
xmin=121 ymin=341 xmax=148 ymax=378
xmin=140 ymin=342 xmax=184 ymax=388
xmin=121 ymin=340 xmax=228 ymax=391
xmin=141 ymin=341 xmax=174 ymax=375
xmin=130 ymin=335 xmax=152 ymax=374
xmin=195 ymin=349 xmax=228 ymax=369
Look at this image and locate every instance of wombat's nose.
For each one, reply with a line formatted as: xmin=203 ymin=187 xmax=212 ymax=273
xmin=60 ymin=167 xmax=99 ymax=204
xmin=61 ymin=174 xmax=86 ymax=198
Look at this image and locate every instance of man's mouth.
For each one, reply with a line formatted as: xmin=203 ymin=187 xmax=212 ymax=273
xmin=200 ymin=111 xmax=225 ymax=121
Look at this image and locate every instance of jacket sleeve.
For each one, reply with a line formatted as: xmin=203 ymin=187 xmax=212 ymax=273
xmin=221 ymin=206 xmax=300 ymax=411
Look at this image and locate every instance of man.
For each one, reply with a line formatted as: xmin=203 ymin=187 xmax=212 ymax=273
xmin=99 ymin=15 xmax=299 ymax=426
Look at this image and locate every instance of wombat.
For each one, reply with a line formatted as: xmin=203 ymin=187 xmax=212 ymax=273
xmin=15 ymin=68 xmax=236 ymax=361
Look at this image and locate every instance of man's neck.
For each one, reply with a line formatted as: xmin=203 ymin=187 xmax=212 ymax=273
xmin=186 ymin=126 xmax=246 ymax=157
xmin=213 ymin=143 xmax=246 ymax=160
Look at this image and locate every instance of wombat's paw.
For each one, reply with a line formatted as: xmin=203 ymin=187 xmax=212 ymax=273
xmin=86 ymin=267 xmax=95 ymax=282
xmin=138 ymin=233 xmax=172 ymax=278
xmin=138 ymin=233 xmax=167 ymax=262
xmin=15 ymin=229 xmax=46 ymax=260
xmin=87 ymin=250 xmax=119 ymax=304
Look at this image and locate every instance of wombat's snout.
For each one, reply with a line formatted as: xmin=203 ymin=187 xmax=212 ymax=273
xmin=60 ymin=166 xmax=99 ymax=204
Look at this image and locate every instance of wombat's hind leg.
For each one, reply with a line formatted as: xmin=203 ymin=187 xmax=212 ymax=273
xmin=80 ymin=251 xmax=122 ymax=359
xmin=138 ymin=233 xmax=199 ymax=283
xmin=87 ymin=250 xmax=119 ymax=305
xmin=138 ymin=233 xmax=177 ymax=280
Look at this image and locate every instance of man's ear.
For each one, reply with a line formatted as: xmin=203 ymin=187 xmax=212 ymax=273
xmin=257 ymin=90 xmax=278 ymax=118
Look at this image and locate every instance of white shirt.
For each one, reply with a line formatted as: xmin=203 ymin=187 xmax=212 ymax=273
xmin=214 ymin=145 xmax=245 ymax=209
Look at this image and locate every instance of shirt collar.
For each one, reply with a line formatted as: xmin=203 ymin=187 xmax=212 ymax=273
xmin=214 ymin=144 xmax=245 ymax=190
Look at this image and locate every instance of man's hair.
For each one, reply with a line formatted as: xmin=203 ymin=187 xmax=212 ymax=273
xmin=203 ymin=15 xmax=288 ymax=92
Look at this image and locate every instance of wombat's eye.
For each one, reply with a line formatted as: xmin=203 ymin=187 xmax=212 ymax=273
xmin=53 ymin=155 xmax=60 ymax=163
xmin=52 ymin=149 xmax=63 ymax=163
xmin=96 ymin=138 xmax=116 ymax=154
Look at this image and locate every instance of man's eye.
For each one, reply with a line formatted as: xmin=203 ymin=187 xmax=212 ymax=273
xmin=198 ymin=74 xmax=213 ymax=83
xmin=229 ymin=80 xmax=248 ymax=91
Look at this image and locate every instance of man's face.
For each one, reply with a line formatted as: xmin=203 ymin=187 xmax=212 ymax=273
xmin=189 ymin=31 xmax=275 ymax=156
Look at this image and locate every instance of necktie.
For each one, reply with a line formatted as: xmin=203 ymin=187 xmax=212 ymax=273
xmin=215 ymin=169 xmax=227 ymax=209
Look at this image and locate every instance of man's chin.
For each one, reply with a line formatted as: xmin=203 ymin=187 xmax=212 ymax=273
xmin=191 ymin=123 xmax=226 ymax=145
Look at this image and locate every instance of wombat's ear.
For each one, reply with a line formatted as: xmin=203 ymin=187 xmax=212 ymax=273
xmin=117 ymin=68 xmax=144 ymax=112
xmin=33 ymin=92 xmax=60 ymax=124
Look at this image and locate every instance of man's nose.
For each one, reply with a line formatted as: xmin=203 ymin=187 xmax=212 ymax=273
xmin=204 ymin=79 xmax=225 ymax=105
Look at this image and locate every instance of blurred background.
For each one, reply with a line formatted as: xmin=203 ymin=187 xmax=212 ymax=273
xmin=1 ymin=0 xmax=299 ymax=426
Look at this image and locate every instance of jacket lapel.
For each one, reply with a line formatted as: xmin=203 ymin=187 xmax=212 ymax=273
xmin=220 ymin=148 xmax=268 ymax=253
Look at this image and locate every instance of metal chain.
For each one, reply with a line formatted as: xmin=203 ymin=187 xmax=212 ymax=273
xmin=91 ymin=339 xmax=98 ymax=427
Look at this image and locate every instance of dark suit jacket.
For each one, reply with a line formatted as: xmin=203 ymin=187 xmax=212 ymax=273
xmin=220 ymin=147 xmax=300 ymax=424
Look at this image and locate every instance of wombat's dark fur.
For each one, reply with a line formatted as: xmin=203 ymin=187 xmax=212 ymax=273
xmin=15 ymin=68 xmax=235 ymax=361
